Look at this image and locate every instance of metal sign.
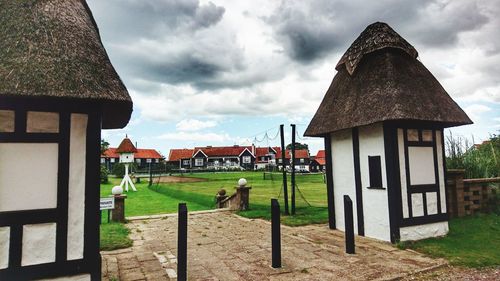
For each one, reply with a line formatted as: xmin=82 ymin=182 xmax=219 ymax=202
xmin=100 ymin=197 xmax=115 ymax=210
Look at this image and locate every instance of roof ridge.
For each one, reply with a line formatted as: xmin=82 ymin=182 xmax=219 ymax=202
xmin=335 ymin=22 xmax=418 ymax=75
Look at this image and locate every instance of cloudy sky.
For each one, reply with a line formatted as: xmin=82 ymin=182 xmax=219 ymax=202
xmin=87 ymin=0 xmax=500 ymax=157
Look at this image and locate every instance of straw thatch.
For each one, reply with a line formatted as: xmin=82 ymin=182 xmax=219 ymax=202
xmin=0 ymin=0 xmax=132 ymax=129
xmin=305 ymin=22 xmax=472 ymax=137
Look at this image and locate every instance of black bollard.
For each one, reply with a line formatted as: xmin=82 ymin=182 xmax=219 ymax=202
xmin=271 ymin=199 xmax=281 ymax=268
xmin=344 ymin=195 xmax=355 ymax=254
xmin=177 ymin=203 xmax=188 ymax=281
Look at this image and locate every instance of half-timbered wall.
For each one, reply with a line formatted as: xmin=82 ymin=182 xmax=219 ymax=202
xmin=397 ymin=128 xmax=448 ymax=241
xmin=0 ymin=99 xmax=100 ymax=280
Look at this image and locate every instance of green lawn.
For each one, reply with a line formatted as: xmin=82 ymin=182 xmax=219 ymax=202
xmin=152 ymin=171 xmax=329 ymax=226
xmin=100 ymin=172 xmax=328 ymax=225
xmin=399 ymin=214 xmax=500 ymax=268
xmin=100 ymin=222 xmax=133 ymax=251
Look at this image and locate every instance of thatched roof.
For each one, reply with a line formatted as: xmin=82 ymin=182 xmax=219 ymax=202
xmin=0 ymin=0 xmax=132 ymax=129
xmin=305 ymin=22 xmax=472 ymax=137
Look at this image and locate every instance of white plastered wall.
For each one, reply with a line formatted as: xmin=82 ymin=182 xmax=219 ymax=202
xmin=67 ymin=114 xmax=87 ymax=260
xmin=358 ymin=123 xmax=391 ymax=241
xmin=22 ymin=223 xmax=57 ymax=266
xmin=331 ymin=129 xmax=358 ymax=233
xmin=0 ymin=227 xmax=9 ymax=269
xmin=37 ymin=274 xmax=91 ymax=281
xmin=400 ymin=221 xmax=449 ymax=241
xmin=0 ymin=143 xmax=59 ymax=211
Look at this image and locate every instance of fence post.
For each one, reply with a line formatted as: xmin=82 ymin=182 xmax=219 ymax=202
xmin=178 ymin=203 xmax=188 ymax=281
xmin=344 ymin=195 xmax=355 ymax=254
xmin=271 ymin=199 xmax=281 ymax=268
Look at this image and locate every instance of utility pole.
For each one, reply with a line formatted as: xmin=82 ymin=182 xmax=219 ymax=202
xmin=291 ymin=124 xmax=296 ymax=215
xmin=279 ymin=125 xmax=289 ymax=215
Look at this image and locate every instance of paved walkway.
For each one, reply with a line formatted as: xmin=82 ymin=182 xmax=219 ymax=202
xmin=101 ymin=211 xmax=447 ymax=281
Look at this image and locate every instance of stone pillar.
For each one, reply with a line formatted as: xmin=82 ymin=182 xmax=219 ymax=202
xmin=236 ymin=186 xmax=252 ymax=211
xmin=111 ymin=194 xmax=127 ymax=222
xmin=215 ymin=189 xmax=228 ymax=208
xmin=446 ymin=169 xmax=465 ymax=218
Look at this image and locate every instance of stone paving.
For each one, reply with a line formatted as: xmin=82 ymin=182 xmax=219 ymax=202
xmin=102 ymin=211 xmax=447 ymax=281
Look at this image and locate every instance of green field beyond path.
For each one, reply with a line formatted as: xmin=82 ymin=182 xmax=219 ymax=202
xmin=100 ymin=171 xmax=328 ymax=225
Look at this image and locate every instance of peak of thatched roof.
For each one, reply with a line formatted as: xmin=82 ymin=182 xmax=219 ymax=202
xmin=305 ymin=23 xmax=472 ymax=137
xmin=116 ymin=137 xmax=137 ymax=153
xmin=0 ymin=0 xmax=132 ymax=129
xmin=336 ymin=22 xmax=418 ymax=75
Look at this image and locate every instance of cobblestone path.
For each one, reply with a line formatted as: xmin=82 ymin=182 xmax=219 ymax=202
xmin=102 ymin=211 xmax=447 ymax=281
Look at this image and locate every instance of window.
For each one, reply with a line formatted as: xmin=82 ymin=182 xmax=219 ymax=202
xmin=135 ymin=159 xmax=141 ymax=163
xmin=182 ymin=159 xmax=190 ymax=165
xmin=195 ymin=158 xmax=203 ymax=166
xmin=110 ymin=158 xmax=115 ymax=163
xmin=278 ymin=159 xmax=282 ymax=163
xmin=300 ymin=165 xmax=305 ymax=170
xmin=242 ymin=156 xmax=251 ymax=163
xmin=100 ymin=158 xmax=105 ymax=164
xmin=368 ymin=156 xmax=383 ymax=188
xmin=156 ymin=159 xmax=160 ymax=163
xmin=300 ymin=158 xmax=304 ymax=163
xmin=146 ymin=158 xmax=152 ymax=163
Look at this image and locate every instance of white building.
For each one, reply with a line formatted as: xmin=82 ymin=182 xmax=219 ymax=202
xmin=0 ymin=1 xmax=132 ymax=279
xmin=305 ymin=22 xmax=472 ymax=243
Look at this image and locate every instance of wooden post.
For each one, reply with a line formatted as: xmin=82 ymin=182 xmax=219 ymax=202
xmin=324 ymin=135 xmax=336 ymax=229
xmin=291 ymin=124 xmax=296 ymax=215
xmin=148 ymin=162 xmax=152 ymax=187
xmin=111 ymin=195 xmax=127 ymax=223
xmin=280 ymin=125 xmax=290 ymax=215
xmin=344 ymin=195 xmax=355 ymax=254
xmin=271 ymin=199 xmax=281 ymax=268
xmin=177 ymin=203 xmax=188 ymax=281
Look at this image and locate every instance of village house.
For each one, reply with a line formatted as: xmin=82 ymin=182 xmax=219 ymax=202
xmin=101 ymin=147 xmax=163 ymax=170
xmin=310 ymin=150 xmax=326 ymax=172
xmin=168 ymin=145 xmax=310 ymax=171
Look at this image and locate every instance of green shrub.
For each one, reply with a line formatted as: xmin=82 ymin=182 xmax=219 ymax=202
xmin=100 ymin=165 xmax=109 ymax=183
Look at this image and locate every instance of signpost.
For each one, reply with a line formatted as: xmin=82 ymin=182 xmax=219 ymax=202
xmin=100 ymin=197 xmax=115 ymax=223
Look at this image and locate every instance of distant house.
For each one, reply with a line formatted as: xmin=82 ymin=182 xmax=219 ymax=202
xmin=254 ymin=147 xmax=278 ymax=169
xmin=168 ymin=148 xmax=194 ymax=169
xmin=168 ymin=145 xmax=288 ymax=170
xmin=101 ymin=147 xmax=163 ymax=170
xmin=310 ymin=150 xmax=326 ymax=172
xmin=192 ymin=145 xmax=255 ymax=170
xmin=273 ymin=147 xmax=310 ymax=171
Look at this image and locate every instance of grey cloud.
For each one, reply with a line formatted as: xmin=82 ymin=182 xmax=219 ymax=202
xmin=266 ymin=0 xmax=490 ymax=63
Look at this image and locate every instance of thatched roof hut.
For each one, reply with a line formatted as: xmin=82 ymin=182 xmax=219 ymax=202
xmin=305 ymin=22 xmax=471 ymax=137
xmin=0 ymin=0 xmax=132 ymax=129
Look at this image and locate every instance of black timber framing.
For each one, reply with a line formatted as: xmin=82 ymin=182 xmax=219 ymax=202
xmin=0 ymin=97 xmax=102 ymax=280
xmin=400 ymin=125 xmax=447 ymax=228
xmin=323 ymin=134 xmax=335 ymax=229
xmin=351 ymin=128 xmax=364 ymax=236
xmin=383 ymin=123 xmax=402 ymax=243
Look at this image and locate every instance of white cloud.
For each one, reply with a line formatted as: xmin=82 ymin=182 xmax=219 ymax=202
xmin=176 ymin=119 xmax=217 ymax=131
xmin=157 ymin=131 xmax=231 ymax=142
xmin=463 ymin=104 xmax=491 ymax=122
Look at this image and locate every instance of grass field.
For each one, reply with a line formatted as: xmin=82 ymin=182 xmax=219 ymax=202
xmin=398 ymin=213 xmax=500 ymax=268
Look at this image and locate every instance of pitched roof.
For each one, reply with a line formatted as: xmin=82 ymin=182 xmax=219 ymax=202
xmin=0 ymin=0 xmax=132 ymax=129
xmin=315 ymin=150 xmax=325 ymax=158
xmin=313 ymin=158 xmax=326 ymax=165
xmin=135 ymin=149 xmax=163 ymax=159
xmin=116 ymin=137 xmax=137 ymax=153
xmin=305 ymin=22 xmax=472 ymax=137
xmin=102 ymin=148 xmax=162 ymax=159
xmin=194 ymin=146 xmax=254 ymax=157
xmin=168 ymin=149 xmax=194 ymax=161
xmin=273 ymin=148 xmax=309 ymax=159
xmin=255 ymin=147 xmax=275 ymax=157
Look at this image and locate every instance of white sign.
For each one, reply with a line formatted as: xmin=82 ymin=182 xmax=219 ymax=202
xmin=100 ymin=197 xmax=115 ymax=210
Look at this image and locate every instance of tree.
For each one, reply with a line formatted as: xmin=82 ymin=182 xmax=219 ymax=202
xmin=286 ymin=142 xmax=309 ymax=151
xmin=101 ymin=139 xmax=110 ymax=155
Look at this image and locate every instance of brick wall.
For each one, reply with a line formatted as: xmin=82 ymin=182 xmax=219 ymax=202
xmin=446 ymin=169 xmax=499 ymax=218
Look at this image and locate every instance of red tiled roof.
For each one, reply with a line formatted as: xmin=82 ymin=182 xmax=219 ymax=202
xmin=316 ymin=150 xmax=325 ymax=158
xmin=102 ymin=148 xmax=163 ymax=159
xmin=314 ymin=158 xmax=326 ymax=165
xmin=135 ymin=149 xmax=163 ymax=159
xmin=273 ymin=148 xmax=309 ymax=159
xmin=116 ymin=137 xmax=137 ymax=153
xmin=255 ymin=147 xmax=276 ymax=157
xmin=194 ymin=146 xmax=253 ymax=157
xmin=168 ymin=149 xmax=194 ymax=161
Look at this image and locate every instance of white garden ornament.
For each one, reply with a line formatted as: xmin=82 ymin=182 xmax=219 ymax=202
xmin=116 ymin=136 xmax=137 ymax=192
